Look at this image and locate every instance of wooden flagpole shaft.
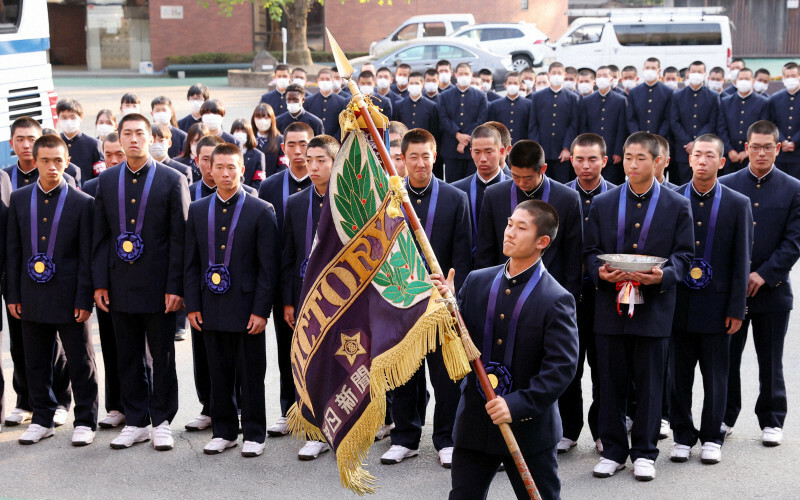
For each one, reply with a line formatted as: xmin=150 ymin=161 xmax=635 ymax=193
xmin=345 ymin=78 xmax=541 ymax=500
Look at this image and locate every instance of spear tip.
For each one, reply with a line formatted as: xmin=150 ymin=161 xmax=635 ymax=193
xmin=326 ymin=28 xmax=354 ymax=79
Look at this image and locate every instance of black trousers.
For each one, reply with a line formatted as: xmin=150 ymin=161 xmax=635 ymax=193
xmin=390 ymin=347 xmax=459 ymax=451
xmin=95 ymin=308 xmax=122 ymax=413
xmin=204 ymin=330 xmax=266 ymax=442
xmin=6 ymin=309 xmax=71 ymax=411
xmin=190 ymin=326 xmax=212 ymax=416
xmin=449 ymin=445 xmax=560 ymax=500
xmin=558 ymin=282 xmax=599 ymax=441
xmin=545 ymin=159 xmax=574 ymax=184
xmin=602 ymin=161 xmax=625 ymax=185
xmin=175 ymin=309 xmax=187 ymax=333
xmin=669 ymin=330 xmax=730 ymax=446
xmin=22 ymin=320 xmax=99 ymax=429
xmin=725 ymin=312 xmax=790 ymax=429
xmin=596 ymin=334 xmax=668 ymax=463
xmin=274 ymin=305 xmax=296 ymax=416
xmin=444 ymin=158 xmax=474 ymax=183
xmin=111 ymin=311 xmax=178 ymax=427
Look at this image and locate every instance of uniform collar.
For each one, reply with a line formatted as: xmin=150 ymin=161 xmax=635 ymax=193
xmin=749 ymin=164 xmax=774 ymax=182
xmin=519 ymin=175 xmax=545 ymax=199
xmin=17 ymin=162 xmax=36 ymax=176
xmin=313 ymin=185 xmax=325 ymax=200
xmin=503 ymin=258 xmax=541 ymax=284
xmin=216 ymin=187 xmax=241 ymax=204
xmin=628 ymin=179 xmax=655 ymax=201
xmin=127 ymin=158 xmax=151 ymax=175
xmin=406 ymin=176 xmax=434 ymax=197
xmin=478 ymin=169 xmax=502 ymax=185
xmin=37 ymin=178 xmax=65 ymax=195
xmin=690 ymin=180 xmax=717 ymax=199
xmin=289 ymin=168 xmax=309 ymax=183
xmin=202 ymin=179 xmax=216 ymax=191
xmin=577 ymin=178 xmax=603 ymax=196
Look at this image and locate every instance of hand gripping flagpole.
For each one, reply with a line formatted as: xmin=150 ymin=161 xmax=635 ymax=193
xmin=327 ymin=29 xmax=542 ymax=500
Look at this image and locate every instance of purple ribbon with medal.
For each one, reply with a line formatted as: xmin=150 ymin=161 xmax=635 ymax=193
xmin=206 ymin=189 xmax=246 ymax=294
xmin=682 ymin=182 xmax=721 ymax=290
xmin=403 ymin=177 xmax=439 ymax=272
xmin=510 ymin=175 xmax=550 ymax=213
xmin=479 ymin=262 xmax=545 ymax=399
xmin=27 ymin=181 xmax=68 ymax=283
xmin=299 ymin=187 xmax=318 ymax=281
xmin=116 ymin=161 xmax=156 ymax=262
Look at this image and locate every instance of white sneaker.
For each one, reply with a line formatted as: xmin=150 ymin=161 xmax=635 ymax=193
xmin=669 ymin=443 xmax=691 ymax=462
xmin=375 ymin=423 xmax=394 ymax=441
xmin=184 ymin=415 xmax=212 ymax=431
xmin=267 ymin=416 xmax=289 ymax=437
xmin=595 ymin=438 xmax=603 ymax=454
xmin=98 ymin=411 xmax=126 ymax=429
xmin=633 ymin=458 xmax=656 ymax=481
xmin=700 ymin=442 xmax=722 ymax=464
xmin=762 ymin=427 xmax=783 ymax=447
xmin=203 ymin=437 xmax=237 ymax=455
xmin=110 ymin=426 xmax=150 ymax=449
xmin=380 ymin=444 xmax=419 ymax=464
xmin=593 ymin=458 xmax=625 ymax=478
xmin=53 ymin=408 xmax=68 ymax=427
xmin=438 ymin=446 xmax=453 ymax=468
xmin=5 ymin=408 xmax=33 ymax=426
xmin=242 ymin=440 xmax=266 ymax=457
xmin=557 ymin=437 xmax=577 ymax=454
xmin=153 ymin=421 xmax=174 ymax=451
xmin=298 ymin=440 xmax=331 ymax=460
xmin=72 ymin=426 xmax=95 ymax=446
xmin=721 ymin=423 xmax=734 ymax=437
xmin=659 ymin=418 xmax=671 ymax=439
xmin=18 ymin=424 xmax=54 ymax=445
xmin=625 ymin=416 xmax=634 ymax=433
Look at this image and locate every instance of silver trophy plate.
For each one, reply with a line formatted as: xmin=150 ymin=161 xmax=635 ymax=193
xmin=598 ymin=254 xmax=668 ymax=273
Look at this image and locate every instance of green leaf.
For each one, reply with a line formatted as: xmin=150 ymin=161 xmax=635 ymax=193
xmin=397 ymin=267 xmax=411 ymax=283
xmin=402 ymin=293 xmax=416 ymax=307
xmin=389 ymin=252 xmax=406 ymax=268
xmin=405 ymin=280 xmax=433 ymax=295
xmin=382 ymin=287 xmax=403 ymax=303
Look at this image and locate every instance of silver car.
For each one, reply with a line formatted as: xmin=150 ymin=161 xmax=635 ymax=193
xmin=450 ymin=23 xmax=550 ymax=72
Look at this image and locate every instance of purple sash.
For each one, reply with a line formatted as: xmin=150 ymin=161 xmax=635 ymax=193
xmin=510 ymin=175 xmax=550 ymax=213
xmin=682 ymin=182 xmax=722 ymax=289
xmin=116 ymin=161 xmax=156 ymax=262
xmin=206 ymin=189 xmax=246 ymax=294
xmin=616 ymin=180 xmax=661 ymax=254
xmin=27 ymin=181 xmax=68 ymax=283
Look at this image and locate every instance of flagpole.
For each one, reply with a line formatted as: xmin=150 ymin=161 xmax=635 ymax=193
xmin=326 ymin=29 xmax=542 ymax=500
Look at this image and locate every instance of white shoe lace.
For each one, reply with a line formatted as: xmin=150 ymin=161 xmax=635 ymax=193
xmin=119 ymin=426 xmax=137 ymax=437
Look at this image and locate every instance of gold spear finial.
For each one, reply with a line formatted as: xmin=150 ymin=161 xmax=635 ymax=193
xmin=326 ymin=28 xmax=354 ymax=79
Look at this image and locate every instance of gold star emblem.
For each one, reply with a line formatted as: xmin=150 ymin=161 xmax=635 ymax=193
xmin=335 ymin=331 xmax=367 ymax=366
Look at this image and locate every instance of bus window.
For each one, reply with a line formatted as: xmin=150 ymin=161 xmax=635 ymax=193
xmin=0 ymin=0 xmax=22 ymax=32
xmin=615 ymin=23 xmax=723 ymax=46
xmin=563 ymin=24 xmax=604 ymax=46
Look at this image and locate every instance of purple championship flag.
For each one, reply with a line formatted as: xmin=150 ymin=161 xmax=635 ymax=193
xmin=287 ymin=124 xmax=470 ymax=495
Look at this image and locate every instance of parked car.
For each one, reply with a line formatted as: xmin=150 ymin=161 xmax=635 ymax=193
xmin=357 ymin=38 xmax=513 ymax=89
xmin=369 ymin=14 xmax=475 ymax=57
xmin=450 ymin=23 xmax=549 ymax=72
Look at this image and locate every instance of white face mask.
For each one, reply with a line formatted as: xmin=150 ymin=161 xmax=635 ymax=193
xmin=735 ymin=80 xmax=753 ymax=94
xmin=523 ymin=79 xmax=535 ymax=91
xmin=438 ymin=72 xmax=451 ymax=84
xmin=189 ymin=99 xmax=204 ymax=113
xmin=202 ymin=113 xmax=223 ymax=130
xmin=121 ymin=105 xmax=140 ymax=116
xmin=562 ymin=80 xmax=576 ymax=91
xmin=535 ymin=84 xmax=549 ymax=92
xmin=595 ymin=77 xmax=611 ymax=90
xmin=424 ymin=82 xmax=438 ymax=94
xmin=396 ymin=76 xmax=408 ymax=87
xmin=59 ymin=118 xmax=81 ymax=135
xmin=190 ymin=143 xmax=198 ymax=158
xmin=621 ymin=79 xmax=637 ymax=90
xmin=96 ymin=123 xmax=114 ymax=137
xmin=408 ymin=83 xmax=423 ymax=97
xmin=152 ymin=111 xmax=171 ymax=125
xmin=233 ymin=131 xmax=248 ymax=146
xmin=333 ymin=80 xmax=342 ymax=91
xmin=506 ymin=84 xmax=520 ymax=96
xmin=728 ymin=69 xmax=740 ymax=82
xmin=376 ymin=78 xmax=391 ymax=90
xmin=642 ymin=69 xmax=659 ymax=83
xmin=286 ymin=102 xmax=302 ymax=114
xmin=753 ymin=81 xmax=770 ymax=94
xmin=784 ymin=77 xmax=800 ymax=91
xmin=577 ymin=82 xmax=594 ymax=95
xmin=254 ymin=118 xmax=271 ymax=132
xmin=664 ymin=80 xmax=679 ymax=90
xmin=688 ymin=72 xmax=705 ymax=87
xmin=481 ymin=82 xmax=492 ymax=92
xmin=275 ymin=77 xmax=290 ymax=90
xmin=292 ymin=78 xmax=306 ymax=87
xmin=549 ymin=74 xmax=564 ymax=87
xmin=359 ymin=85 xmax=374 ymax=96
xmin=318 ymin=80 xmax=333 ymax=93
xmin=470 ymin=84 xmax=482 ymax=91
xmin=707 ymin=80 xmax=723 ymax=91
xmin=610 ymin=78 xmax=618 ymax=88
xmin=149 ymin=141 xmax=168 ymax=159
xmin=457 ymin=75 xmax=472 ymax=88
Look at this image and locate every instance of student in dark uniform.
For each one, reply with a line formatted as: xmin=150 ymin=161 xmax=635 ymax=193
xmin=376 ymin=67 xmax=403 ymax=105
xmin=259 ymin=64 xmax=291 ymax=115
xmin=586 ymin=132 xmax=694 ymax=482
xmin=718 ymin=68 xmax=770 ymax=175
xmin=437 ymin=60 xmax=455 ymax=93
xmin=434 ymin=200 xmax=578 ymax=500
xmin=7 ymin=135 xmax=99 ymax=446
xmin=0 ymin=165 xmax=7 ymax=427
xmin=670 ymin=62 xmax=721 ymax=185
xmin=230 ymin=119 xmax=267 ymax=190
xmin=394 ymin=72 xmax=440 ymax=138
xmin=357 ymin=71 xmax=394 ymax=119
xmin=251 ymin=104 xmax=285 ymax=178
xmin=200 ymin=99 xmax=237 ymax=144
xmin=424 ymin=68 xmax=441 ymax=102
xmin=769 ymin=62 xmax=800 ymax=179
xmin=720 ymin=120 xmax=800 ymax=447
xmin=488 ymin=72 xmax=531 ymax=146
xmin=178 ymin=83 xmax=209 ymax=133
xmin=722 ymin=58 xmax=746 ymax=97
xmin=476 ymin=140 xmax=583 ymax=301
xmin=184 ymin=143 xmax=278 ymax=457
xmin=280 ymin=134 xmax=339 ymax=461
xmin=391 ymin=63 xmax=412 ymax=98
xmin=174 ymin=123 xmax=210 ymax=182
xmin=304 ymin=68 xmax=348 ymax=140
xmin=3 ymin=118 xmax=73 ymax=428
xmin=40 ymin=127 xmax=82 ymax=187
xmin=275 ymin=84 xmax=324 ymax=136
xmin=57 ymin=98 xmax=106 ymax=181
xmin=707 ymin=67 xmax=726 ymax=95
xmin=95 ymin=109 xmax=117 ymax=142
xmin=557 ymin=133 xmax=616 ymax=455
xmin=331 ymin=67 xmax=350 ymax=97
xmin=150 ymin=96 xmax=187 ymax=160
xmin=150 ymin=124 xmax=193 ymax=184
xmin=478 ymin=68 xmax=502 ymax=102
xmin=380 ymin=129 xmax=471 ymax=469
xmin=626 ymin=58 xmax=673 ymax=141
xmin=619 ymin=66 xmax=638 ymax=98
xmin=668 ymin=134 xmax=752 ymax=465
xmin=484 ymin=121 xmax=514 ymax=171
xmin=754 ymin=68 xmax=772 ymax=97
xmin=437 ymin=62 xmax=489 ymax=182
xmin=92 ymin=113 xmax=189 ymax=451
xmin=578 ymin=66 xmax=627 ymax=184
xmin=257 ymin=122 xmax=313 ymax=438
xmin=654 ymin=136 xmax=678 ymax=190
xmin=529 ymin=62 xmax=580 ymax=183
xmin=190 ymin=135 xmax=259 ymax=201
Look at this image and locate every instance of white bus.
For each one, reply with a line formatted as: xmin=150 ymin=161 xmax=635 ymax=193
xmin=1 ymin=0 xmax=58 ymax=167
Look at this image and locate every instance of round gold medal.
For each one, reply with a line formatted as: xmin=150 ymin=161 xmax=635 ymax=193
xmin=488 ymin=373 xmax=499 ymax=389
xmin=34 ymin=261 xmax=45 ymax=274
xmin=122 ymin=240 xmax=134 ymax=253
xmin=211 ymin=273 xmax=221 ymax=285
xmin=690 ymin=267 xmax=703 ymax=280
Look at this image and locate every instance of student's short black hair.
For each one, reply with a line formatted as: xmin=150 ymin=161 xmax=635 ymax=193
xmin=187 ymin=83 xmax=209 ymax=100
xmin=514 ymin=199 xmax=559 ymax=251
xmin=608 ymin=64 xmax=620 ymax=73
xmin=508 ymin=140 xmax=545 ymax=172
xmin=118 ymin=113 xmax=151 ymax=134
xmin=56 ymin=98 xmax=84 ymax=117
xmin=376 ymin=66 xmax=393 ymax=76
xmin=151 ymin=123 xmax=172 ymax=141
xmin=663 ymin=66 xmax=679 ymax=75
xmin=471 ymin=123 xmax=502 ymax=147
xmin=200 ymin=99 xmax=226 ymax=116
xmin=151 ymin=96 xmax=174 ymax=109
xmin=120 ymin=93 xmax=140 ymax=105
xmin=275 ymin=64 xmax=290 ymax=74
xmin=32 ymin=134 xmax=68 ymax=159
xmin=624 ymin=132 xmax=660 ymax=159
xmin=731 ymin=57 xmax=746 ymax=65
xmin=478 ymin=68 xmax=493 ymax=78
xmin=755 ymin=68 xmax=771 ymax=78
xmin=409 ymin=71 xmax=423 ymax=80
xmin=571 ymin=133 xmax=607 ymax=157
xmin=436 ymin=60 xmax=451 ymax=70
xmin=307 ymin=134 xmax=340 ymax=160
xmin=455 ymin=62 xmax=472 ymax=73
xmin=709 ymin=66 xmax=726 ymax=76
xmin=621 ymin=65 xmax=637 ymax=74
xmin=692 ymin=133 xmax=725 ymax=157
xmin=210 ymin=143 xmax=243 ymax=166
xmin=484 ymin=121 xmax=511 ymax=148
xmin=424 ymin=68 xmax=438 ymax=78
xmin=689 ymin=61 xmax=706 ymax=72
xmin=284 ymin=121 xmax=314 ymax=139
xmin=11 ymin=116 xmax=42 ymax=138
xmin=645 ymin=57 xmax=661 ymax=68
xmin=284 ymin=83 xmax=306 ymax=97
xmin=397 ymin=63 xmax=411 ymax=71
xmin=653 ymin=134 xmax=670 ymax=159
xmin=357 ymin=71 xmax=375 ymax=82
xmin=747 ymin=120 xmax=779 ymax=142
xmin=388 ymin=121 xmax=409 ymax=138
xmin=401 ymin=128 xmax=437 ymax=155
xmin=197 ymin=134 xmax=225 ymax=154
